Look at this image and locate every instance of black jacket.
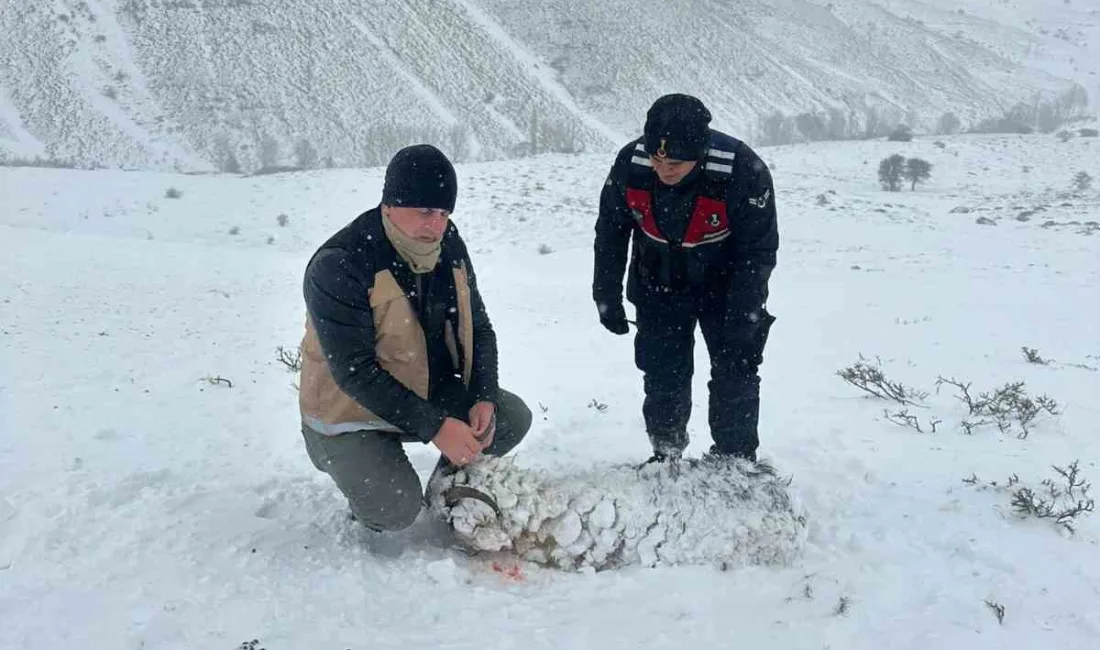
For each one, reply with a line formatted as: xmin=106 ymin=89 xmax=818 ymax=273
xmin=593 ymin=130 xmax=779 ymax=318
xmin=302 ymin=208 xmax=498 ymax=442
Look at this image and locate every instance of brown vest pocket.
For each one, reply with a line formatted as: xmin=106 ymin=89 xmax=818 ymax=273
xmin=370 ymin=270 xmax=430 ymax=399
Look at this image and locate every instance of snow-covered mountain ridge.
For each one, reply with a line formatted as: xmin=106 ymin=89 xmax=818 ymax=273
xmin=0 ymin=0 xmax=1097 ymax=171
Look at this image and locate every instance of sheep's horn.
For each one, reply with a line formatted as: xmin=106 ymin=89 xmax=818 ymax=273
xmin=442 ymin=485 xmax=502 ymax=519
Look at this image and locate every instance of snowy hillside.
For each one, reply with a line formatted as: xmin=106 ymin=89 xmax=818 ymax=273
xmin=0 ymin=0 xmax=1097 ymax=171
xmin=2 ymin=132 xmax=1098 ymax=649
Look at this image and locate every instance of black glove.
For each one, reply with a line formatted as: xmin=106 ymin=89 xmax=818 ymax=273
xmin=596 ymin=300 xmax=630 ymax=335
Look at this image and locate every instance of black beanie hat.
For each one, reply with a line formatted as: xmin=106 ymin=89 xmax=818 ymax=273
xmin=643 ymin=94 xmax=712 ymax=161
xmin=381 ymin=144 xmax=458 ymax=212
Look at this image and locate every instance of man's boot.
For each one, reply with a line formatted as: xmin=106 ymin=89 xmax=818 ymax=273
xmin=638 ymin=427 xmax=689 ymax=468
xmin=709 ymin=375 xmax=761 ymax=463
xmin=705 ymin=444 xmax=757 ymax=463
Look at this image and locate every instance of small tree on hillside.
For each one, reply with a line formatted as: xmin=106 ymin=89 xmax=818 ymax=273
xmin=760 ymin=111 xmax=796 ymax=145
xmin=863 ymin=106 xmax=885 ymax=139
xmin=259 ymin=135 xmax=280 ymax=170
xmin=887 ymin=125 xmax=913 ymax=142
xmin=904 ymin=158 xmax=933 ymax=190
xmin=878 ymin=154 xmax=906 ymax=191
xmin=294 ymin=139 xmax=318 ymax=169
xmin=214 ymin=135 xmax=241 ymax=174
xmin=937 ymin=112 xmax=961 ymax=135
xmin=528 ymin=105 xmax=540 ymax=155
xmin=449 ymin=124 xmax=471 ymax=162
xmin=1073 ymin=171 xmax=1093 ymax=193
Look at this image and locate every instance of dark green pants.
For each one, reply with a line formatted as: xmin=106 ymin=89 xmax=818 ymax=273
xmin=301 ymin=389 xmax=531 ymax=531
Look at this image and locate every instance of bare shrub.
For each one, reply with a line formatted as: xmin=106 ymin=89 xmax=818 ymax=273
xmin=984 ymin=600 xmax=1005 ymax=624
xmin=201 ymin=375 xmax=233 ymax=388
xmin=1021 ymin=347 xmax=1049 ymax=364
xmin=838 ymin=355 xmax=928 ymax=405
xmin=936 ymin=377 xmax=1058 ymax=438
xmin=1010 ymin=462 xmax=1094 ymax=533
xmin=276 ymin=345 xmax=301 ymax=372
xmin=964 ymin=462 xmax=1093 ymax=534
xmin=883 ymin=409 xmax=941 ymax=433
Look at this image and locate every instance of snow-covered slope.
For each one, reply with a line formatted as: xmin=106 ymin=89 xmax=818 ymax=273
xmin=0 ymin=0 xmax=1097 ymax=171
xmin=1 ymin=133 xmax=1098 ymax=648
xmin=479 ymin=0 xmax=1095 ymax=141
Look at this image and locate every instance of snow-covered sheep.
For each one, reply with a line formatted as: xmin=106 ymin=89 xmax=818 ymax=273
xmin=426 ymin=455 xmax=807 ymax=571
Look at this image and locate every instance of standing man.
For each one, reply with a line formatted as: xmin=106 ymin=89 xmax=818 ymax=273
xmin=299 ymin=144 xmax=531 ymax=532
xmin=593 ymin=94 xmax=778 ymax=464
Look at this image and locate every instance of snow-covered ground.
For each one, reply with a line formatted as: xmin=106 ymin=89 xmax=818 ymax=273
xmin=1 ymin=132 xmax=1098 ymax=649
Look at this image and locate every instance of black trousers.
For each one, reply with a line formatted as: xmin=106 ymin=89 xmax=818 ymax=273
xmin=633 ymin=297 xmax=775 ymax=458
xmin=301 ymin=388 xmax=532 ymax=531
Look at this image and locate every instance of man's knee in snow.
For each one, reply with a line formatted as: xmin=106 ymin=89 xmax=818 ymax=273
xmin=349 ymin=486 xmax=422 ymax=532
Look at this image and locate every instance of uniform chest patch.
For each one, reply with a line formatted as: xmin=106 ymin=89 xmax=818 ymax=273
xmin=748 ymin=189 xmax=771 ymax=209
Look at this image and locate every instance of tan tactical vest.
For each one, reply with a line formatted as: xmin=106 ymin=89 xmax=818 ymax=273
xmin=298 ymin=263 xmax=474 ymax=435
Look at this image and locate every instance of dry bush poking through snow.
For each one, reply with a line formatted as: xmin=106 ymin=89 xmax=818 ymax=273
xmin=1021 ymin=347 xmax=1049 ymax=365
xmin=964 ymin=461 xmax=1094 ymax=534
xmin=838 ymin=355 xmax=928 ymax=406
xmin=937 ymin=377 xmax=1059 ymax=439
xmin=276 ymin=345 xmax=301 ymax=372
xmin=1009 ymin=461 xmax=1094 ymax=533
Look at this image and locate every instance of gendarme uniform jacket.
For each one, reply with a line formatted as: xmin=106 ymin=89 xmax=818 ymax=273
xmin=593 ymin=129 xmax=779 ymax=318
xmin=299 ymin=208 xmax=498 ymax=442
